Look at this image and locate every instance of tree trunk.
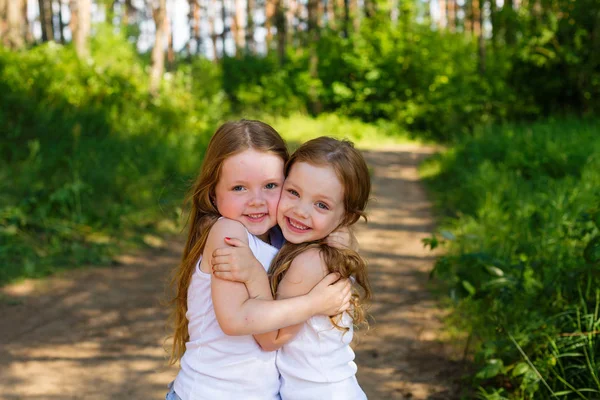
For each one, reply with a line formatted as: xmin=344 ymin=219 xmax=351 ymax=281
xmin=307 ymin=0 xmax=321 ymax=114
xmin=504 ymin=0 xmax=516 ymax=45
xmin=349 ymin=0 xmax=358 ymax=33
xmin=0 ymin=0 xmax=6 ymax=43
xmin=438 ymin=0 xmax=446 ymax=28
xmin=57 ymin=0 xmax=66 ymax=44
xmin=477 ymin=0 xmax=485 ymax=74
xmin=166 ymin=16 xmax=175 ymax=69
xmin=209 ymin=0 xmax=219 ymax=60
xmin=23 ymin=0 xmax=32 ymax=44
xmin=464 ymin=0 xmax=472 ymax=34
xmin=265 ymin=0 xmax=274 ymax=53
xmin=342 ymin=0 xmax=349 ymax=37
xmin=5 ymin=0 xmax=24 ymax=49
xmin=246 ymin=0 xmax=255 ymax=52
xmin=39 ymin=0 xmax=54 ymax=41
xmin=220 ymin=0 xmax=227 ymax=57
xmin=285 ymin=0 xmax=295 ymax=48
xmin=71 ymin=0 xmax=91 ymax=58
xmin=232 ymin=0 xmax=244 ymax=55
xmin=326 ymin=0 xmax=335 ymax=28
xmin=447 ymin=0 xmax=455 ymax=32
xmin=150 ymin=0 xmax=167 ymax=94
xmin=275 ymin=0 xmax=285 ymax=63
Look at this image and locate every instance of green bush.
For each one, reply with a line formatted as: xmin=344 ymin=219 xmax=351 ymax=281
xmin=0 ymin=37 xmax=219 ymax=284
xmin=423 ymin=118 xmax=600 ymax=399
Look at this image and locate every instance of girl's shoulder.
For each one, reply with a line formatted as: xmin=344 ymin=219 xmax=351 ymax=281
xmin=286 ymin=246 xmax=328 ymax=282
xmin=206 ymin=218 xmax=249 ymax=249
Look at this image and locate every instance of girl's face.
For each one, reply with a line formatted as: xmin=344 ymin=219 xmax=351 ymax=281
xmin=277 ymin=162 xmax=345 ymax=244
xmin=214 ymin=148 xmax=285 ymax=242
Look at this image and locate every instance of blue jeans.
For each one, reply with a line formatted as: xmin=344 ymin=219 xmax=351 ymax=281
xmin=165 ymin=381 xmax=182 ymax=400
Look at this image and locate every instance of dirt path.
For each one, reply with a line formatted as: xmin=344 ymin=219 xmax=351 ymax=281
xmin=0 ymin=145 xmax=462 ymax=399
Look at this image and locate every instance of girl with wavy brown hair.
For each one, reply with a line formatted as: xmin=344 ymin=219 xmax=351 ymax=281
xmin=167 ymin=121 xmax=353 ymax=400
xmin=212 ymin=137 xmax=371 ymax=399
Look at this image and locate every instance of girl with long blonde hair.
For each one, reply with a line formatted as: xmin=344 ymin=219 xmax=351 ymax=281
xmin=212 ymin=137 xmax=372 ymax=399
xmin=167 ymin=121 xmax=353 ymax=400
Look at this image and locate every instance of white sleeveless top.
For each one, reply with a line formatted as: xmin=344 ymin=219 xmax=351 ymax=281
xmin=174 ymin=226 xmax=284 ymax=400
xmin=277 ymin=311 xmax=367 ymax=399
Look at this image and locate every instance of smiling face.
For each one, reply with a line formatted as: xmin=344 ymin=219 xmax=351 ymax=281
xmin=277 ymin=161 xmax=346 ymax=244
xmin=214 ymin=148 xmax=285 ymax=242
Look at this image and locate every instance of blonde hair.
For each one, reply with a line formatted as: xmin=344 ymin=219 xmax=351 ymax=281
xmin=169 ymin=120 xmax=288 ymax=365
xmin=269 ymin=137 xmax=371 ymax=330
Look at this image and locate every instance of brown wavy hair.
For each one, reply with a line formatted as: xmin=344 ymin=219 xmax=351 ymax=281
xmin=269 ymin=137 xmax=372 ymax=331
xmin=168 ymin=120 xmax=288 ymax=365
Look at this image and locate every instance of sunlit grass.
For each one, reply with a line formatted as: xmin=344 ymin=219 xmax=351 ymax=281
xmin=265 ymin=113 xmax=421 ymax=149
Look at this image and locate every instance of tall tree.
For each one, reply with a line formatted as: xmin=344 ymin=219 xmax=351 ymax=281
xmin=39 ymin=0 xmax=54 ymax=41
xmin=326 ymin=0 xmax=336 ymax=28
xmin=70 ymin=0 xmax=91 ymax=58
xmin=438 ymin=0 xmax=446 ymax=28
xmin=265 ymin=0 xmax=275 ymax=52
xmin=4 ymin=0 xmax=24 ymax=49
xmin=187 ymin=0 xmax=198 ymax=55
xmin=274 ymin=0 xmax=285 ymax=63
xmin=57 ymin=0 xmax=66 ymax=44
xmin=23 ymin=0 xmax=34 ymax=45
xmin=209 ymin=0 xmax=219 ymax=60
xmin=150 ymin=0 xmax=167 ymax=93
xmin=220 ymin=0 xmax=227 ymax=56
xmin=447 ymin=0 xmax=455 ymax=32
xmin=476 ymin=0 xmax=485 ymax=73
xmin=245 ymin=0 xmax=255 ymax=52
xmin=307 ymin=0 xmax=321 ymax=113
xmin=285 ymin=0 xmax=296 ymax=47
xmin=504 ymin=0 xmax=516 ymax=45
xmin=231 ymin=0 xmax=245 ymax=55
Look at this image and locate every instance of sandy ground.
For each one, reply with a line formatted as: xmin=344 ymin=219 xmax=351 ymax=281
xmin=0 ymin=145 xmax=465 ymax=399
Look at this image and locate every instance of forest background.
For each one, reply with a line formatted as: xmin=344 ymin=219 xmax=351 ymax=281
xmin=1 ymin=0 xmax=599 ymax=398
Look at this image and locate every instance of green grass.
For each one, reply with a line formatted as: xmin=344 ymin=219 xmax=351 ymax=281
xmin=421 ymin=117 xmax=600 ymax=399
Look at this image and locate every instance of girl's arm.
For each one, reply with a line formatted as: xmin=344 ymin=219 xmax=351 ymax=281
xmin=211 ymin=236 xmax=274 ymax=301
xmin=206 ymin=219 xmax=350 ymax=336
xmin=253 ymin=248 xmax=329 ymax=351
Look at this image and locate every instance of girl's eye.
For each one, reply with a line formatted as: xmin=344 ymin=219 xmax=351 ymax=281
xmin=316 ymin=202 xmax=330 ymax=210
xmin=232 ymin=186 xmax=244 ymax=192
xmin=288 ymin=189 xmax=299 ymax=197
xmin=265 ymin=183 xmax=278 ymax=189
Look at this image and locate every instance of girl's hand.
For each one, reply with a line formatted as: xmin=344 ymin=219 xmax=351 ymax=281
xmin=307 ymin=273 xmax=352 ymax=316
xmin=326 ymin=226 xmax=359 ymax=252
xmin=211 ymin=237 xmax=264 ymax=284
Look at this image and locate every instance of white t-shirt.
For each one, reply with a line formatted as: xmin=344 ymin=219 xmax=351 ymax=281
xmin=174 ymin=227 xmax=284 ymax=400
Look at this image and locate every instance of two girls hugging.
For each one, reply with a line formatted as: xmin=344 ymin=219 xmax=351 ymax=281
xmin=167 ymin=119 xmax=372 ymax=400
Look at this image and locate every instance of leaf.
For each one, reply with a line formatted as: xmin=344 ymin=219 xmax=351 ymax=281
xmin=485 ymin=265 xmax=504 ymax=277
xmin=462 ymin=280 xmax=476 ymax=295
xmin=476 ymin=359 xmax=504 ymax=380
xmin=511 ymin=362 xmax=529 ymax=377
xmin=440 ymin=230 xmax=456 ymax=241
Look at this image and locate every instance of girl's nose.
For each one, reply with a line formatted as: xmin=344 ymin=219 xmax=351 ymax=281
xmin=293 ymin=203 xmax=310 ymax=219
xmin=248 ymin=190 xmax=266 ymax=207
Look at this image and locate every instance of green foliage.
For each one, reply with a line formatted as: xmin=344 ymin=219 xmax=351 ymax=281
xmin=0 ymin=37 xmax=221 ymax=284
xmin=423 ymin=118 xmax=600 ymax=398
